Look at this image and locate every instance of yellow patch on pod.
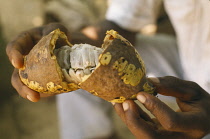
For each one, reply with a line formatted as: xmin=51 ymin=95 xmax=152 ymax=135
xmin=143 ymin=82 xmax=155 ymax=94
xmin=109 ymin=96 xmax=126 ymax=103
xmin=89 ymin=90 xmax=99 ymax=96
xmin=106 ymin=30 xmax=118 ymax=38
xmin=112 ymin=57 xmax=144 ymax=86
xmin=113 ymin=57 xmax=128 ymax=76
xmin=35 ymin=48 xmax=48 ymax=62
xmin=129 ymin=94 xmax=137 ymax=99
xmin=112 ymin=60 xmax=119 ymax=69
xmin=46 ymin=82 xmax=62 ymax=93
xmin=121 ymin=64 xmax=136 ymax=85
xmin=68 ymin=83 xmax=79 ymax=91
xmin=129 ymin=68 xmax=143 ymax=86
xmin=99 ymin=52 xmax=112 ymax=65
xmin=19 ymin=74 xmax=46 ymax=93
xmin=27 ymin=80 xmax=45 ymax=93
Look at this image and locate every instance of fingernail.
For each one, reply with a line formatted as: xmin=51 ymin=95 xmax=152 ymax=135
xmin=137 ymin=94 xmax=146 ymax=103
xmin=111 ymin=102 xmax=115 ymax=105
xmin=122 ymin=102 xmax=129 ymax=111
xmin=149 ymin=77 xmax=160 ymax=84
xmin=27 ymin=95 xmax=34 ymax=102
xmin=12 ymin=59 xmax=15 ymax=67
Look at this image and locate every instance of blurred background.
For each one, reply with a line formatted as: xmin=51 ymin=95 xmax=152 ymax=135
xmin=0 ymin=0 xmax=174 ymax=139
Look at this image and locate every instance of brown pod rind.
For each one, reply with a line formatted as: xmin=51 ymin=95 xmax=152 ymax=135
xmin=80 ymin=30 xmax=155 ymax=103
xmin=19 ymin=29 xmax=79 ymax=94
xmin=19 ymin=29 xmax=155 ymax=102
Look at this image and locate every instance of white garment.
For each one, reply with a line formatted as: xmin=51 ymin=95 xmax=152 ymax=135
xmin=57 ymin=89 xmax=114 ymax=139
xmin=107 ymin=0 xmax=210 ymax=92
xmin=106 ymin=0 xmax=162 ymax=32
xmin=58 ymin=1 xmax=210 ymax=138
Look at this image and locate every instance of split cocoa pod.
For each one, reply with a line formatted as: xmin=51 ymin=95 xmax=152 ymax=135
xmin=19 ymin=29 xmax=155 ymax=103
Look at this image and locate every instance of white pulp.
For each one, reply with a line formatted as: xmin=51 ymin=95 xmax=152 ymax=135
xmin=54 ymin=44 xmax=103 ymax=84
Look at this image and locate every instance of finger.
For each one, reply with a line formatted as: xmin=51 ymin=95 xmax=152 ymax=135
xmin=122 ymin=100 xmax=157 ymax=138
xmin=6 ymin=23 xmax=69 ymax=69
xmin=123 ymin=100 xmax=198 ymax=139
xmin=137 ymin=92 xmax=180 ymax=131
xmin=81 ymin=26 xmax=98 ymax=40
xmin=11 ymin=69 xmax=40 ymax=102
xmin=137 ymin=92 xmax=208 ymax=133
xmin=40 ymin=93 xmax=55 ymax=98
xmin=6 ymin=32 xmax=36 ymax=68
xmin=126 ymin=100 xmax=154 ymax=124
xmin=112 ymin=103 xmax=126 ymax=123
xmin=6 ymin=26 xmax=44 ymax=69
xmin=148 ymin=76 xmax=207 ymax=101
xmin=8 ymin=49 xmax=24 ymax=68
xmin=113 ymin=100 xmax=155 ymax=125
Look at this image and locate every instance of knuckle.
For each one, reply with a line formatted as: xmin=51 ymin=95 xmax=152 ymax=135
xmin=144 ymin=94 xmax=179 ymax=131
xmin=147 ymin=100 xmax=177 ymax=130
xmin=164 ymin=119 xmax=176 ymax=130
xmin=185 ymin=81 xmax=206 ymax=98
xmin=163 ymin=113 xmax=178 ymax=131
xmin=186 ymin=80 xmax=200 ymax=89
xmin=145 ymin=97 xmax=158 ymax=113
xmin=19 ymin=31 xmax=29 ymax=38
xmin=159 ymin=76 xmax=178 ymax=84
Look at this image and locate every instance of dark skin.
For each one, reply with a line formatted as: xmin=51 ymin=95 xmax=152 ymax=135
xmin=6 ymin=23 xmax=210 ymax=138
xmin=6 ymin=23 xmax=71 ymax=101
xmin=113 ymin=76 xmax=210 ymax=139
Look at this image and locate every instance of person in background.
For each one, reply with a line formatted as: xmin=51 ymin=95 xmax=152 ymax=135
xmin=6 ymin=0 xmax=210 ymax=138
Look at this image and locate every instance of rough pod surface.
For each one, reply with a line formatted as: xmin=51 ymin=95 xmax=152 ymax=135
xmin=19 ymin=29 xmax=79 ymax=94
xmin=80 ymin=30 xmax=155 ymax=103
xmin=19 ymin=29 xmax=155 ymax=102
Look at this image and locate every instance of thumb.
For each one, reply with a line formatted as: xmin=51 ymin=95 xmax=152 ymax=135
xmin=148 ymin=76 xmax=206 ymax=101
